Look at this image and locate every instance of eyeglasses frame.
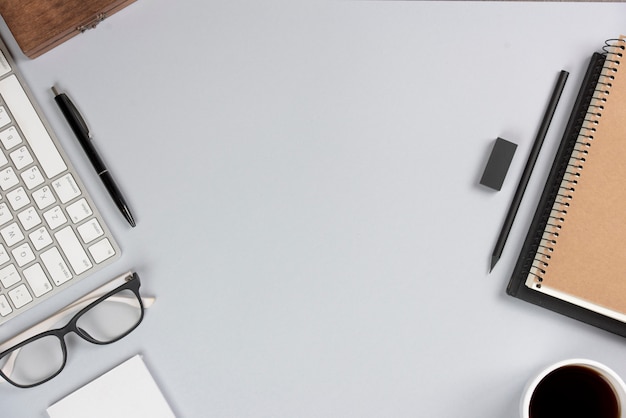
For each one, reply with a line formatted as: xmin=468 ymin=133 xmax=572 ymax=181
xmin=0 ymin=272 xmax=144 ymax=388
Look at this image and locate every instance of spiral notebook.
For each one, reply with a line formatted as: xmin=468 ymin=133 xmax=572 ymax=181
xmin=507 ymin=36 xmax=626 ymax=337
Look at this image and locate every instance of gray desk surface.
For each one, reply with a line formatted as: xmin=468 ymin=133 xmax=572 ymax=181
xmin=2 ymin=1 xmax=626 ymax=417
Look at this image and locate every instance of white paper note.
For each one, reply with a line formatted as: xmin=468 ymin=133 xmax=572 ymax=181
xmin=47 ymin=354 xmax=175 ymax=418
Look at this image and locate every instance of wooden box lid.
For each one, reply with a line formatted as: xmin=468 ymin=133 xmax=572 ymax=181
xmin=0 ymin=0 xmax=136 ymax=58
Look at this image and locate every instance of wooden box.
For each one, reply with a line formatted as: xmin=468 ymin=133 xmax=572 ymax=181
xmin=0 ymin=0 xmax=136 ymax=58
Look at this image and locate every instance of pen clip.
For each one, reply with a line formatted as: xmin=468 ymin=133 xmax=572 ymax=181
xmin=65 ymin=96 xmax=91 ymax=139
xmin=52 ymin=86 xmax=91 ymax=139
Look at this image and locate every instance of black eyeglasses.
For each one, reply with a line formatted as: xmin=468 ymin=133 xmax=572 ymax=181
xmin=0 ymin=272 xmax=146 ymax=388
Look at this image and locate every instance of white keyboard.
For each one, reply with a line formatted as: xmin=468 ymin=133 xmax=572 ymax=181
xmin=0 ymin=38 xmax=120 ymax=325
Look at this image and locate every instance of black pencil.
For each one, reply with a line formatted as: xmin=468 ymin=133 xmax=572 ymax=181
xmin=490 ymin=70 xmax=569 ymax=272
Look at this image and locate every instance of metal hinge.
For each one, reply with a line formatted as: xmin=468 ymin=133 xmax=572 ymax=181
xmin=77 ymin=13 xmax=107 ymax=33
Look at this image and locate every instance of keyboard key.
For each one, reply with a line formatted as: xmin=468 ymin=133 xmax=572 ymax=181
xmin=0 ymin=295 xmax=12 ymax=316
xmin=0 ymin=203 xmax=13 ymax=226
xmin=41 ymin=247 xmax=72 ymax=286
xmin=9 ymin=146 xmax=33 ymax=170
xmin=0 ymin=75 xmax=66 ymax=178
xmin=66 ymin=198 xmax=92 ymax=223
xmin=0 ymin=244 xmax=9 ymax=265
xmin=21 ymin=166 xmax=44 ymax=189
xmin=12 ymin=242 xmax=35 ymax=267
xmin=32 ymin=185 xmax=56 ymax=210
xmin=1 ymin=222 xmax=24 ymax=246
xmin=7 ymin=186 xmax=30 ymax=211
xmin=89 ymin=238 xmax=116 ymax=263
xmin=0 ymin=166 xmax=18 ymax=190
xmin=0 ymin=264 xmax=20 ymax=288
xmin=55 ymin=226 xmax=92 ymax=274
xmin=52 ymin=174 xmax=81 ymax=203
xmin=28 ymin=227 xmax=53 ymax=251
xmin=0 ymin=126 xmax=22 ymax=149
xmin=0 ymin=106 xmax=10 ymax=128
xmin=24 ymin=263 xmax=52 ymax=297
xmin=17 ymin=206 xmax=41 ymax=230
xmin=8 ymin=284 xmax=32 ymax=308
xmin=43 ymin=206 xmax=67 ymax=230
xmin=77 ymin=219 xmax=103 ymax=243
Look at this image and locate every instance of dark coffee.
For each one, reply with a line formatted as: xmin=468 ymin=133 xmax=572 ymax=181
xmin=529 ymin=365 xmax=620 ymax=418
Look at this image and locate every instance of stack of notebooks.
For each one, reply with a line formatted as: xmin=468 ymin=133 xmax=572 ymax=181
xmin=508 ymin=36 xmax=626 ymax=337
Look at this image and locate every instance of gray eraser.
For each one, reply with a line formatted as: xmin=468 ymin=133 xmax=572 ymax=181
xmin=480 ymin=137 xmax=517 ymax=191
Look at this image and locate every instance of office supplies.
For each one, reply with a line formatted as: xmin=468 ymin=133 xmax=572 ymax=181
xmin=52 ymin=87 xmax=136 ymax=228
xmin=490 ymin=70 xmax=568 ymax=272
xmin=0 ymin=36 xmax=120 ymax=325
xmin=480 ymin=137 xmax=517 ymax=191
xmin=507 ymin=37 xmax=626 ymax=337
xmin=47 ymin=355 xmax=174 ymax=418
xmin=0 ymin=272 xmax=149 ymax=388
xmin=0 ymin=0 xmax=137 ymax=58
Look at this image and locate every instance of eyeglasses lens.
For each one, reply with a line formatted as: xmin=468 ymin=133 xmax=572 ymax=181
xmin=75 ymin=289 xmax=142 ymax=343
xmin=0 ymin=335 xmax=64 ymax=387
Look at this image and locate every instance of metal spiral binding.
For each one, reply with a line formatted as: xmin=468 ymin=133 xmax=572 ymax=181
xmin=528 ymin=39 xmax=624 ymax=289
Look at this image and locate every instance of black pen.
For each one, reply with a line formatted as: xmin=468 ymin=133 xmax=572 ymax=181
xmin=52 ymin=86 xmax=136 ymax=227
xmin=489 ymin=70 xmax=568 ymax=272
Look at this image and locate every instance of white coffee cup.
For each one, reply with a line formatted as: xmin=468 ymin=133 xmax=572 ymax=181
xmin=520 ymin=358 xmax=626 ymax=418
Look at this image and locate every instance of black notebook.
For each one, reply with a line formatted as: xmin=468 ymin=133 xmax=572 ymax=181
xmin=507 ymin=36 xmax=626 ymax=337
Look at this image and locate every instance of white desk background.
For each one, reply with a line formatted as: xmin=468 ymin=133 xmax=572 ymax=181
xmin=1 ymin=1 xmax=626 ymax=417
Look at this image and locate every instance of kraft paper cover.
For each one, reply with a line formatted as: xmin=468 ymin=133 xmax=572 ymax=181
xmin=535 ymin=36 xmax=626 ymax=314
